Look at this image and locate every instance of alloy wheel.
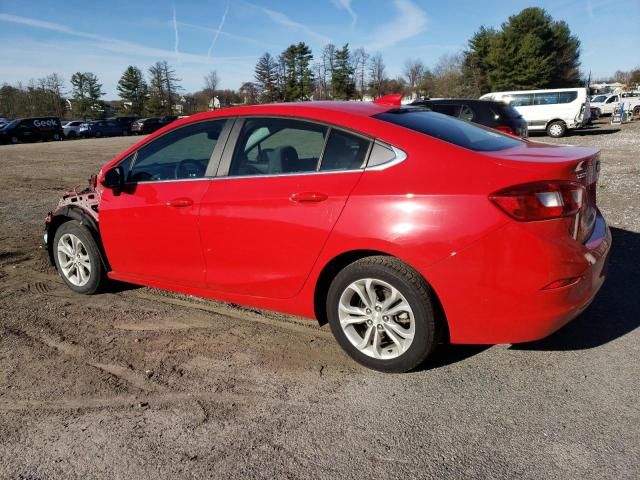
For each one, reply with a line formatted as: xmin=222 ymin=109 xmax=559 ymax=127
xmin=338 ymin=278 xmax=415 ymax=359
xmin=57 ymin=233 xmax=91 ymax=287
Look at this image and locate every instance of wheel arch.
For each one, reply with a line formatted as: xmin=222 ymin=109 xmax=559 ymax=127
xmin=47 ymin=206 xmax=110 ymax=271
xmin=313 ymin=249 xmax=449 ymax=341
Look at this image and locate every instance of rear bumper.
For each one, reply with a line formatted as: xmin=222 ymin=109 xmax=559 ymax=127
xmin=425 ymin=211 xmax=611 ymax=344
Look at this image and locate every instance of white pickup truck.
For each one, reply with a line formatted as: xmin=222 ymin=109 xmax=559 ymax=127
xmin=590 ymin=93 xmax=640 ymax=116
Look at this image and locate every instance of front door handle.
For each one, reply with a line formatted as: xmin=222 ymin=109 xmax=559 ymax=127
xmin=289 ymin=192 xmax=328 ymax=203
xmin=167 ymin=197 xmax=194 ymax=208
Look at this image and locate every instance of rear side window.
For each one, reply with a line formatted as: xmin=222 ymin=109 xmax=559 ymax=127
xmin=374 ymin=110 xmax=523 ymax=152
xmin=230 ymin=118 xmax=327 ymax=176
xmin=320 ymin=130 xmax=370 ymax=171
xmin=508 ymin=94 xmax=532 ymax=107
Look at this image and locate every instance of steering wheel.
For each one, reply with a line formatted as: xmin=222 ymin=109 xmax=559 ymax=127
xmin=175 ymin=159 xmax=204 ymax=179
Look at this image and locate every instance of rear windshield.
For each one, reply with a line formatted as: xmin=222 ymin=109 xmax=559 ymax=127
xmin=492 ymin=103 xmax=522 ymax=120
xmin=374 ymin=110 xmax=523 ymax=152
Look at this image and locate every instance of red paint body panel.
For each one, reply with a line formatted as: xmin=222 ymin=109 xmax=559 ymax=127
xmin=87 ymin=101 xmax=611 ymax=345
xmin=199 ymin=171 xmax=362 ymax=298
xmin=100 ymin=181 xmax=210 ymax=286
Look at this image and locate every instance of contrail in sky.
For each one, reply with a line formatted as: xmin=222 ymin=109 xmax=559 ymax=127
xmin=208 ymin=1 xmax=230 ymax=58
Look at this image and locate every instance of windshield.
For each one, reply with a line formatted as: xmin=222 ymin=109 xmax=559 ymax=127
xmin=592 ymin=95 xmax=607 ymax=103
xmin=1 ymin=120 xmax=19 ymax=130
xmin=373 ymin=109 xmax=523 ymax=152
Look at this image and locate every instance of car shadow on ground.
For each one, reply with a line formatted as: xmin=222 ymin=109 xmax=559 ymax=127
xmin=512 ymin=227 xmax=639 ymax=351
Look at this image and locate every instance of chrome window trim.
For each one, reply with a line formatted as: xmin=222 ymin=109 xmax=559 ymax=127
xmin=217 ymin=115 xmax=374 ymax=178
xmin=364 ymin=141 xmax=407 ymax=171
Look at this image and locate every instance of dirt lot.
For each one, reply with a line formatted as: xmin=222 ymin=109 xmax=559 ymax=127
xmin=1 ymin=120 xmax=639 ymax=479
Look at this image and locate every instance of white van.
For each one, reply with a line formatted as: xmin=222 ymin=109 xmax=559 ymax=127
xmin=479 ymin=88 xmax=590 ymax=137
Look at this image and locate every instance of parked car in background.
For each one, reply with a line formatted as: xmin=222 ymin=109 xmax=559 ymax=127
xmin=480 ymin=88 xmax=590 ymax=137
xmin=44 ymin=97 xmax=610 ymax=373
xmin=410 ymin=98 xmax=528 ymax=138
xmin=131 ymin=116 xmax=177 ymax=135
xmin=0 ymin=117 xmax=8 ymax=129
xmin=590 ymin=93 xmax=640 ymax=117
xmin=108 ymin=116 xmax=142 ymax=135
xmin=0 ymin=117 xmax=63 ymax=144
xmin=79 ymin=120 xmax=129 ymax=138
xmin=62 ymin=121 xmax=84 ymax=139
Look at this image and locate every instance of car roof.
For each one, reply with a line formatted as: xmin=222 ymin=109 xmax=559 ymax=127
xmin=186 ymin=101 xmax=393 ymax=122
xmin=414 ymin=98 xmax=502 ymax=107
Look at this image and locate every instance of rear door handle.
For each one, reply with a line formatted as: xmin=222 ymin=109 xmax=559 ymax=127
xmin=289 ymin=192 xmax=328 ymax=203
xmin=167 ymin=197 xmax=194 ymax=208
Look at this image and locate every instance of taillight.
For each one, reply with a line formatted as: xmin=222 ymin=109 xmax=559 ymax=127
xmin=495 ymin=126 xmax=515 ymax=136
xmin=489 ymin=181 xmax=586 ymax=222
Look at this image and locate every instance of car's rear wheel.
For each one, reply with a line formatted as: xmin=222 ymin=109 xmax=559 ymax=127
xmin=326 ymin=256 xmax=439 ymax=373
xmin=10 ymin=136 xmax=19 ymax=144
xmin=67 ymin=131 xmax=77 ymax=139
xmin=53 ymin=221 xmax=104 ymax=294
xmin=52 ymin=133 xmax=61 ymax=141
xmin=546 ymin=121 xmax=566 ymax=138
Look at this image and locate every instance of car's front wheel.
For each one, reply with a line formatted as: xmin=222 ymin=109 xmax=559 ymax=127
xmin=53 ymin=221 xmax=105 ymax=294
xmin=326 ymin=256 xmax=439 ymax=373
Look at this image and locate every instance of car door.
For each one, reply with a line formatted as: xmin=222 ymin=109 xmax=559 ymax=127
xmin=605 ymin=95 xmax=619 ymax=114
xmin=199 ymin=117 xmax=371 ymax=299
xmin=100 ymin=119 xmax=232 ymax=287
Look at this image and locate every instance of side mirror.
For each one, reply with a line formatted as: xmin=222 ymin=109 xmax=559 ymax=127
xmin=102 ymin=166 xmax=124 ymax=190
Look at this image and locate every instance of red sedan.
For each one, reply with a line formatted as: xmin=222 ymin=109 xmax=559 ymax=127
xmin=44 ymin=96 xmax=611 ymax=372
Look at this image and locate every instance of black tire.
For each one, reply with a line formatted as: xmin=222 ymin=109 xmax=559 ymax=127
xmin=52 ymin=133 xmax=62 ymax=141
xmin=633 ymin=105 xmax=640 ymax=117
xmin=546 ymin=120 xmax=566 ymax=138
xmin=67 ymin=131 xmax=77 ymax=139
xmin=122 ymin=130 xmax=129 ymax=136
xmin=53 ymin=221 xmax=105 ymax=294
xmin=10 ymin=136 xmax=19 ymax=144
xmin=326 ymin=256 xmax=439 ymax=373
xmin=95 ymin=131 xmax=102 ymax=138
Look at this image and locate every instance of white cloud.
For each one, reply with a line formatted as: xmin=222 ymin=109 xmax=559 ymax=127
xmin=261 ymin=7 xmax=330 ymax=44
xmin=366 ymin=0 xmax=427 ymax=50
xmin=332 ymin=0 xmax=357 ymax=29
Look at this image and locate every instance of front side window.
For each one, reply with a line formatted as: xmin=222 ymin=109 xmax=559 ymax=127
xmin=374 ymin=110 xmax=523 ymax=152
xmin=229 ymin=118 xmax=327 ymax=176
xmin=128 ymin=120 xmax=224 ymax=182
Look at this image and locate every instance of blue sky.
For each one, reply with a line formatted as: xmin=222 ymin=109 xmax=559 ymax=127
xmin=1 ymin=0 xmax=638 ymax=98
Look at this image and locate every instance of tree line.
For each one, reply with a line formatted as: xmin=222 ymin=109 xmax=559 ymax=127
xmin=1 ymin=7 xmax=637 ymax=120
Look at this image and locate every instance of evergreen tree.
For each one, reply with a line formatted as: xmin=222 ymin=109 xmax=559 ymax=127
xmin=461 ymin=27 xmax=498 ymax=96
xmin=486 ymin=8 xmax=581 ymax=90
xmin=70 ymin=72 xmax=104 ymax=119
xmin=117 ymin=66 xmax=148 ymax=114
xmin=331 ymin=44 xmax=355 ymax=100
xmin=254 ymin=53 xmax=279 ymax=103
xmin=280 ymin=43 xmax=314 ymax=101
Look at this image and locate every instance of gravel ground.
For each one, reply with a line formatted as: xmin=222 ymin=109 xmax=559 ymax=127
xmin=0 ymin=120 xmax=638 ymax=479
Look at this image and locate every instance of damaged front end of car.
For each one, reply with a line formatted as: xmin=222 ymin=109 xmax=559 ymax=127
xmin=44 ymin=174 xmax=107 ymax=268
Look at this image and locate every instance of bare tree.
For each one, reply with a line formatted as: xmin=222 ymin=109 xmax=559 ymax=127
xmin=404 ymin=59 xmax=425 ymax=99
xmin=204 ymin=70 xmax=219 ymax=102
xmin=320 ymin=43 xmax=336 ymax=99
xmin=352 ymin=47 xmax=369 ymax=100
xmin=368 ymin=52 xmax=386 ymax=98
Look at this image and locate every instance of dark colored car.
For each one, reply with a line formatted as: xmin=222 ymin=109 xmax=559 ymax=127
xmin=0 ymin=117 xmax=64 ymax=144
xmin=131 ymin=116 xmax=178 ymax=135
xmin=108 ymin=116 xmax=142 ymax=135
xmin=410 ymin=99 xmax=529 ymax=138
xmin=79 ymin=120 xmax=129 ymax=138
